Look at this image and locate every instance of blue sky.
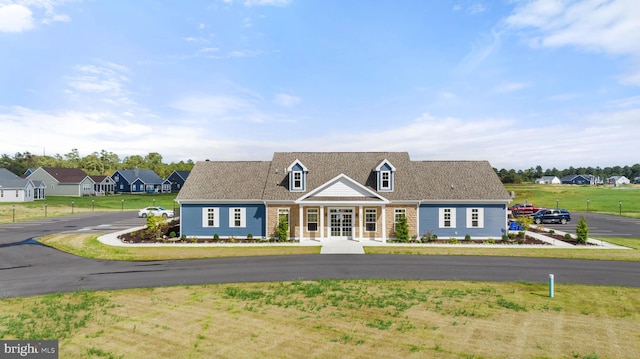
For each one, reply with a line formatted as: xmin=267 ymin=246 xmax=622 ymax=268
xmin=1 ymin=0 xmax=639 ymax=170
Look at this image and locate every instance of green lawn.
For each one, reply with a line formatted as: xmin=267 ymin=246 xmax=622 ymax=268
xmin=505 ymin=183 xmax=640 ymax=217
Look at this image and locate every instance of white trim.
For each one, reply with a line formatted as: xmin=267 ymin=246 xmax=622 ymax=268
xmin=202 ymin=207 xmax=219 ymax=228
xmin=229 ymin=207 xmax=246 ymax=228
xmin=439 ymin=207 xmax=456 ymax=228
xmin=295 ymin=173 xmax=389 ymax=204
xmin=466 ymin=208 xmax=484 ymax=228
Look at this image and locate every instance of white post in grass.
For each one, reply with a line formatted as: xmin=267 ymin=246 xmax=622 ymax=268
xmin=549 ymin=274 xmax=555 ymax=298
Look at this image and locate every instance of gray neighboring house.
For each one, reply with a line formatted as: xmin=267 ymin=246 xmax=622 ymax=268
xmin=90 ymin=175 xmax=116 ymax=195
xmin=606 ymin=176 xmax=630 ymax=185
xmin=26 ymin=167 xmax=95 ymax=197
xmin=177 ymin=152 xmax=512 ymax=242
xmin=535 ymin=176 xmax=561 ymax=184
xmin=0 ymin=168 xmax=36 ymax=202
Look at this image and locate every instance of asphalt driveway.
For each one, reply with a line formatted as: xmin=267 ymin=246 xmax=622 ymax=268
xmin=1 ymin=212 xmax=639 ymax=298
xmin=542 ymin=212 xmax=640 ymax=238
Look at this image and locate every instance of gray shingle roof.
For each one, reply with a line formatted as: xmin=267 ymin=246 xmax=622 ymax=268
xmin=117 ymin=169 xmax=164 ymax=184
xmin=0 ymin=168 xmax=21 ymax=180
xmin=176 ymin=161 xmax=271 ymax=200
xmin=176 ymin=152 xmax=510 ymax=202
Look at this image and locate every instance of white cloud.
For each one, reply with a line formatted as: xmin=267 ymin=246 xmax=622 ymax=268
xmin=243 ymin=0 xmax=291 ymax=7
xmin=0 ymin=0 xmax=75 ymax=32
xmin=274 ymin=93 xmax=300 ymax=107
xmin=494 ymin=81 xmax=530 ymax=93
xmin=456 ymin=28 xmax=502 ymax=74
xmin=0 ymin=4 xmax=34 ymax=32
xmin=506 ymin=0 xmax=640 ymax=85
xmin=65 ymin=63 xmax=135 ymax=106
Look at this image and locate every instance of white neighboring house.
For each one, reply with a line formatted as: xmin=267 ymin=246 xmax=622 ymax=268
xmin=607 ymin=176 xmax=630 ymax=186
xmin=535 ymin=176 xmax=561 ymax=184
xmin=0 ymin=168 xmax=36 ymax=202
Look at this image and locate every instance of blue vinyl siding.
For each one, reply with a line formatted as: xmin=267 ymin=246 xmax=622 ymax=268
xmin=180 ymin=203 xmax=266 ymax=238
xmin=418 ymin=203 xmax=507 ymax=238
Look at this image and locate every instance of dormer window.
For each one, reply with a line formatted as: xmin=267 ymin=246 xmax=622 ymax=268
xmin=375 ymin=159 xmax=396 ymax=192
xmin=292 ymin=171 xmax=303 ymax=190
xmin=381 ymin=171 xmax=391 ymax=189
xmin=287 ymin=159 xmax=308 ymax=192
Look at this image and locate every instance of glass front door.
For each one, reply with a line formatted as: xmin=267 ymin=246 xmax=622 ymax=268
xmin=329 ymin=208 xmax=353 ymax=238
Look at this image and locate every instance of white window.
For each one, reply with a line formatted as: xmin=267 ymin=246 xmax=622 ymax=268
xmin=365 ymin=208 xmax=377 ymax=232
xmin=307 ymin=208 xmax=318 ymax=232
xmin=439 ymin=208 xmax=456 ymax=228
xmin=16 ymin=190 xmax=19 ymax=197
xmin=202 ymin=208 xmax=219 ymax=227
xmin=466 ymin=208 xmax=484 ymax=228
xmin=292 ymin=171 xmax=303 ymax=190
xmin=83 ymin=184 xmax=91 ymax=191
xmin=381 ymin=171 xmax=391 ymax=190
xmin=394 ymin=208 xmax=406 ymax=230
xmin=120 ymin=184 xmax=124 ymax=190
xmin=278 ymin=208 xmax=290 ymax=227
xmin=0 ymin=190 xmax=3 ymax=197
xmin=229 ymin=208 xmax=246 ymax=228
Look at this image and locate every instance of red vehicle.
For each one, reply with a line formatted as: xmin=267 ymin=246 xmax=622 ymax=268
xmin=508 ymin=203 xmax=544 ymax=216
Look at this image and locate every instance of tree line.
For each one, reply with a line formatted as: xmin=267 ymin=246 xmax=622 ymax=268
xmin=2 ymin=149 xmax=639 ymax=184
xmin=0 ymin=149 xmax=194 ymax=179
xmin=495 ymin=164 xmax=640 ymax=184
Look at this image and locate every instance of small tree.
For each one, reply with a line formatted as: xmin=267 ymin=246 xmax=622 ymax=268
xmin=276 ymin=214 xmax=289 ymax=241
xmin=515 ymin=216 xmax=533 ymax=239
xmin=395 ymin=214 xmax=410 ymax=242
xmin=146 ymin=215 xmax=167 ymax=238
xmin=576 ymin=216 xmax=589 ymax=244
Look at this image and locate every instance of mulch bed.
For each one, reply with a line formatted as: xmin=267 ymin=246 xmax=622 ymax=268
xmin=119 ymin=220 xmax=550 ymax=245
xmin=528 ymin=226 xmax=594 ymax=245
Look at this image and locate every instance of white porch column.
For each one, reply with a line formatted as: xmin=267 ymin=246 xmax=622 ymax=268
xmin=358 ymin=205 xmax=363 ymax=242
xmin=299 ymin=205 xmax=304 ymax=241
xmin=320 ymin=205 xmax=325 ymax=241
xmin=381 ymin=205 xmax=387 ymax=243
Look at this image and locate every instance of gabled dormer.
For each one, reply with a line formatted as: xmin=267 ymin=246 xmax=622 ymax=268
xmin=287 ymin=159 xmax=308 ymax=192
xmin=375 ymin=159 xmax=396 ymax=192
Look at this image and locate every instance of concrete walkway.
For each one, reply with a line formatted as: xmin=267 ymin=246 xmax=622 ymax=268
xmin=319 ymin=239 xmax=365 ymax=254
xmin=97 ymin=228 xmax=630 ymax=254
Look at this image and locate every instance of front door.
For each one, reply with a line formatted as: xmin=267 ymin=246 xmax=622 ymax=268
xmin=329 ymin=208 xmax=353 ymax=238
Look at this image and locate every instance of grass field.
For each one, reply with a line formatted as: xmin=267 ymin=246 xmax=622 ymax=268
xmin=505 ymin=184 xmax=640 ymax=217
xmin=1 ymin=281 xmax=638 ymax=359
xmin=0 ymin=193 xmax=177 ymax=224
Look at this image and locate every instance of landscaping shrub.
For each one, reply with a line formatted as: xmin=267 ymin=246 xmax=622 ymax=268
xmin=576 ymin=216 xmax=589 ymax=244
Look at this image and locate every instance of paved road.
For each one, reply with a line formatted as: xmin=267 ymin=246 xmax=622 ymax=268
xmin=1 ymin=212 xmax=639 ymax=298
xmin=542 ymin=212 xmax=640 ymax=238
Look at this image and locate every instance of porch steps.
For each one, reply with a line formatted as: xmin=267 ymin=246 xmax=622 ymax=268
xmin=320 ymin=239 xmax=365 ymax=254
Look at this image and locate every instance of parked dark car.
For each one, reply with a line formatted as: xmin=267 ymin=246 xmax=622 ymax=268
xmin=532 ymin=209 xmax=571 ymax=224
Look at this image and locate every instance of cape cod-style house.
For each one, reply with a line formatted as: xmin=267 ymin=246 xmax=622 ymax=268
xmin=176 ymin=152 xmax=511 ymax=242
xmin=0 ymin=168 xmax=36 ymax=202
xmin=111 ymin=169 xmax=171 ymax=194
xmin=26 ymin=167 xmax=95 ymax=197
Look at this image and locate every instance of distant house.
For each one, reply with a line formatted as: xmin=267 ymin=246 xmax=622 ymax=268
xmin=606 ymin=176 xmax=630 ymax=186
xmin=535 ymin=176 xmax=561 ymax=184
xmin=26 ymin=167 xmax=95 ymax=197
xmin=560 ymin=174 xmax=597 ymax=185
xmin=90 ymin=176 xmax=116 ymax=195
xmin=111 ymin=169 xmax=171 ymax=194
xmin=634 ymin=177 xmax=640 ymax=184
xmin=166 ymin=170 xmax=190 ymax=192
xmin=176 ymin=152 xmax=511 ymax=242
xmin=0 ymin=168 xmax=36 ymax=202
